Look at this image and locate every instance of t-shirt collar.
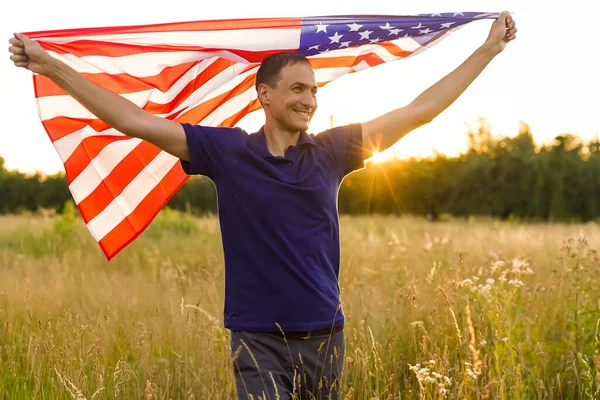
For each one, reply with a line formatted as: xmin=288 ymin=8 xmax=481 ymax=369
xmin=248 ymin=126 xmax=316 ymax=159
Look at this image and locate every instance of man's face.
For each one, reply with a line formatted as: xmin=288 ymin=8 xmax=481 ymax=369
xmin=261 ymin=62 xmax=318 ymax=132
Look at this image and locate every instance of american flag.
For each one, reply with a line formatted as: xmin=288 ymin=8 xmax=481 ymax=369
xmin=23 ymin=12 xmax=499 ymax=260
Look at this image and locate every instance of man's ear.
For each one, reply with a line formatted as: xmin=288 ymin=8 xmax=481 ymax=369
xmin=257 ymin=83 xmax=270 ymax=106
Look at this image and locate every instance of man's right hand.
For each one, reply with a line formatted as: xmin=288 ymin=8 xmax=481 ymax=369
xmin=9 ymin=33 xmax=52 ymax=76
xmin=7 ymin=33 xmax=190 ymax=162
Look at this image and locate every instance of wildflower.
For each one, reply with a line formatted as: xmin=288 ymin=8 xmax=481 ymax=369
xmin=478 ymin=283 xmax=493 ymax=299
xmin=491 ymin=260 xmax=505 ymax=273
xmin=511 ymin=258 xmax=530 ymax=273
xmin=460 ymin=278 xmax=473 ymax=286
xmin=466 ymin=368 xmax=479 ymax=380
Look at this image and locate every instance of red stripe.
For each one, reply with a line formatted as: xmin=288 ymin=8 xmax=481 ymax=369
xmin=42 ymin=117 xmax=111 ymax=142
xmin=143 ymin=58 xmax=238 ymax=114
xmin=220 ymin=99 xmax=262 ymax=127
xmin=378 ymin=41 xmax=414 ymax=57
xmin=34 ymin=60 xmax=200 ymax=97
xmin=308 ymin=48 xmax=412 ymax=71
xmin=176 ymin=74 xmax=256 ymax=124
xmin=39 ymin=40 xmax=296 ymax=63
xmin=40 ymin=40 xmax=209 ymax=57
xmin=76 ymin=141 xmax=163 ymax=223
xmin=63 ymin=135 xmax=133 ymax=183
xmin=24 ymin=17 xmax=301 ymax=39
xmin=97 ymin=163 xmax=188 ymax=260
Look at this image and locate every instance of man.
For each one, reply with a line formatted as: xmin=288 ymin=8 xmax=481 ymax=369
xmin=8 ymin=11 xmax=516 ymax=399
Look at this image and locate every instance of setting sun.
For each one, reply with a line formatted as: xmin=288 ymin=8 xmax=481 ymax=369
xmin=371 ymin=151 xmax=385 ymax=163
xmin=368 ymin=149 xmax=396 ymax=164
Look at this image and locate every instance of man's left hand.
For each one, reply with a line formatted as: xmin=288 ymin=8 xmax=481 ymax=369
xmin=484 ymin=11 xmax=518 ymax=54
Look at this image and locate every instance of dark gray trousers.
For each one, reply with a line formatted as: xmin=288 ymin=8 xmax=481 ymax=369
xmin=230 ymin=329 xmax=345 ymax=400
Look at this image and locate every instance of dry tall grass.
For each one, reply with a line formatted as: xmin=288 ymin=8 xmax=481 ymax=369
xmin=0 ymin=209 xmax=599 ymax=399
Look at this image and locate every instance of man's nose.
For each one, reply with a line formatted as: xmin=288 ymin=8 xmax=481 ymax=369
xmin=301 ymin=92 xmax=316 ymax=109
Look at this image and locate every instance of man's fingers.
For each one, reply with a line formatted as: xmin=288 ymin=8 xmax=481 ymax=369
xmin=8 ymin=37 xmax=24 ymax=47
xmin=10 ymin=54 xmax=27 ymax=63
xmin=8 ymin=45 xmax=25 ymax=55
xmin=14 ymin=61 xmax=28 ymax=68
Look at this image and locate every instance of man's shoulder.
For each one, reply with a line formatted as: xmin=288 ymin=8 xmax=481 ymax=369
xmin=312 ymin=123 xmax=362 ymax=144
xmin=183 ymin=123 xmax=248 ymax=137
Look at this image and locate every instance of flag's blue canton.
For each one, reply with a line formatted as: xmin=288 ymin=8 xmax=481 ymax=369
xmin=298 ymin=12 xmax=498 ymax=56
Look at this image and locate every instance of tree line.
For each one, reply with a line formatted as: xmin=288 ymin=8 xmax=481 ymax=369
xmin=1 ymin=119 xmax=599 ymax=222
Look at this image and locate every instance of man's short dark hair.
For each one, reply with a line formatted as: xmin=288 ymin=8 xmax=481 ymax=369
xmin=255 ymin=52 xmax=310 ymax=92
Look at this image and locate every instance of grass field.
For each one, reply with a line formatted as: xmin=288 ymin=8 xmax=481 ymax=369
xmin=0 ymin=207 xmax=599 ymax=399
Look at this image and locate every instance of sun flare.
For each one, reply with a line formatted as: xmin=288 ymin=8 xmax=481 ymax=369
xmin=370 ymin=150 xmax=391 ymax=164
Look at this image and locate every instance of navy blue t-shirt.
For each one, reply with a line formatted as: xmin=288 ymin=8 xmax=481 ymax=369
xmin=180 ymin=122 xmax=365 ymax=332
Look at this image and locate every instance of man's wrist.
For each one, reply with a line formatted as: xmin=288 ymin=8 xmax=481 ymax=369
xmin=43 ymin=56 xmax=66 ymax=79
xmin=478 ymin=42 xmax=502 ymax=59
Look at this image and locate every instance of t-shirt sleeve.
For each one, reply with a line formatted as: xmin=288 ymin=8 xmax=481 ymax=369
xmin=179 ymin=123 xmax=243 ymax=179
xmin=315 ymin=123 xmax=366 ymax=178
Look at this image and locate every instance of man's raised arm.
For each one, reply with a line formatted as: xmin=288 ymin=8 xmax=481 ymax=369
xmin=360 ymin=11 xmax=518 ymax=159
xmin=8 ymin=34 xmax=190 ymax=161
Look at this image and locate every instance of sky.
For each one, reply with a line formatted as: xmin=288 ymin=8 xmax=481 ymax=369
xmin=0 ymin=0 xmax=598 ymax=174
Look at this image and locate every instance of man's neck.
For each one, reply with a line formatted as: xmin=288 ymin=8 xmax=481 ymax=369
xmin=262 ymin=120 xmax=301 ymax=157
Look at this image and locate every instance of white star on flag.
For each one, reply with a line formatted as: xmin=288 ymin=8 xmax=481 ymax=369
xmin=347 ymin=22 xmax=363 ymax=31
xmin=359 ymin=30 xmax=373 ymax=40
xmin=315 ymin=23 xmax=328 ymax=33
xmin=328 ymin=32 xmax=343 ymax=43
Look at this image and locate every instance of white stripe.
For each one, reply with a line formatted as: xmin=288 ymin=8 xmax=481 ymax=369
xmin=86 ymin=151 xmax=178 ymax=241
xmin=197 ymin=85 xmax=257 ymax=126
xmin=38 ymin=90 xmax=154 ymax=121
xmin=163 ymin=64 xmax=257 ymax=118
xmin=53 ymin=126 xmax=125 ymax=162
xmin=38 ymin=57 xmax=218 ymax=121
xmin=46 ymin=50 xmax=227 ymax=76
xmin=309 ymin=39 xmax=420 ymax=62
xmin=313 ymin=66 xmax=353 ymax=84
xmin=69 ymin=138 xmax=143 ymax=204
xmin=308 ymin=39 xmax=426 ymax=84
xmin=38 ymin=28 xmax=301 ymax=51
